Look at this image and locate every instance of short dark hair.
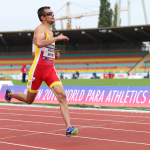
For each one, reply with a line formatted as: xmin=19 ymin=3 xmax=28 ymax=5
xmin=38 ymin=6 xmax=50 ymax=22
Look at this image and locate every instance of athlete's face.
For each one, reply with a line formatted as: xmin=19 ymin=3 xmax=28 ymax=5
xmin=44 ymin=9 xmax=55 ymax=24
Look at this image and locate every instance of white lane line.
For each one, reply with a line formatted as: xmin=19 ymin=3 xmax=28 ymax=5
xmin=0 ymin=118 xmax=65 ymax=126
xmin=1 ymin=103 xmax=150 ymax=114
xmin=0 ymin=112 xmax=148 ymax=123
xmin=1 ymin=117 xmax=150 ymax=135
xmin=1 ymin=107 xmax=150 ymax=119
xmin=0 ymin=141 xmax=56 ymax=150
xmin=74 ymin=136 xmax=150 ymax=146
xmin=93 ymin=126 xmax=150 ymax=134
xmin=0 ymin=127 xmax=150 ymax=146
xmin=0 ymin=113 xmax=150 ymax=126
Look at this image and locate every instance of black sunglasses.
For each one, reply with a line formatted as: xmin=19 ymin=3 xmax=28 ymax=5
xmin=45 ymin=12 xmax=54 ymax=16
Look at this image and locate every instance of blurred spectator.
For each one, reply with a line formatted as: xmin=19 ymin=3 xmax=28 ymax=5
xmin=76 ymin=71 xmax=79 ymax=78
xmin=147 ymin=71 xmax=149 ymax=78
xmin=127 ymin=72 xmax=130 ymax=77
xmin=72 ymin=71 xmax=80 ymax=79
xmin=109 ymin=72 xmax=111 ymax=79
xmin=91 ymin=73 xmax=100 ymax=79
xmin=144 ymin=71 xmax=149 ymax=78
xmin=72 ymin=72 xmax=75 ymax=79
xmin=21 ymin=64 xmax=27 ymax=83
xmin=60 ymin=71 xmax=64 ymax=79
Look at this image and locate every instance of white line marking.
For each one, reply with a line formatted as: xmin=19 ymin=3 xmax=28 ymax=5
xmin=93 ymin=126 xmax=150 ymax=134
xmin=1 ymin=111 xmax=149 ymax=122
xmin=0 ymin=127 xmax=150 ymax=146
xmin=0 ymin=118 xmax=64 ymax=125
xmin=74 ymin=136 xmax=150 ymax=146
xmin=0 ymin=141 xmax=56 ymax=150
xmin=1 ymin=116 xmax=150 ymax=134
xmin=1 ymin=106 xmax=150 ymax=119
xmin=0 ymin=118 xmax=64 ymax=126
xmin=2 ymin=102 xmax=149 ymax=115
xmin=0 ymin=112 xmax=150 ymax=126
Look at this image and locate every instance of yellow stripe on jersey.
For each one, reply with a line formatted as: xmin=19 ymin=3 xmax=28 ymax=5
xmin=45 ymin=30 xmax=55 ymax=45
xmin=50 ymin=81 xmax=62 ymax=89
xmin=27 ymin=88 xmax=39 ymax=93
xmin=28 ymin=45 xmax=40 ymax=80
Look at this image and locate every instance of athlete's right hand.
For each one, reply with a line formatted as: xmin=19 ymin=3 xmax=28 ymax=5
xmin=56 ymin=33 xmax=69 ymax=41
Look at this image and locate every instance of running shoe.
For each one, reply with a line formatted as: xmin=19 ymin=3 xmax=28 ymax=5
xmin=66 ymin=126 xmax=78 ymax=137
xmin=5 ymin=89 xmax=12 ymax=102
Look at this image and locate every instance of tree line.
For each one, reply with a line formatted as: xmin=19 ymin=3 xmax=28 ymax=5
xmin=98 ymin=0 xmax=118 ymax=27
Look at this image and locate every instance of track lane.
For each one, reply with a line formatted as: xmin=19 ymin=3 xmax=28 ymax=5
xmin=0 ymin=116 xmax=150 ymax=145
xmin=1 ymin=111 xmax=150 ymax=133
xmin=0 ymin=105 xmax=150 ymax=149
xmin=0 ymin=128 xmax=150 ymax=150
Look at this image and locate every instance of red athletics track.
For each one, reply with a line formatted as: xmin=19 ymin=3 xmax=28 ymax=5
xmin=0 ymin=105 xmax=150 ymax=150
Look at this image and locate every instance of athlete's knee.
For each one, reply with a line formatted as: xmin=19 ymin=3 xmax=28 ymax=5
xmin=58 ymin=92 xmax=66 ymax=102
xmin=26 ymin=99 xmax=34 ymax=104
xmin=26 ymin=91 xmax=37 ymax=104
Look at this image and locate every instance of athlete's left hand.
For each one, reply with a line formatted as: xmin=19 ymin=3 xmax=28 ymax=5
xmin=55 ymin=50 xmax=60 ymax=59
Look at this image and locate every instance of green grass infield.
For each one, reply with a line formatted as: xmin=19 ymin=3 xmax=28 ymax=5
xmin=7 ymin=78 xmax=150 ymax=86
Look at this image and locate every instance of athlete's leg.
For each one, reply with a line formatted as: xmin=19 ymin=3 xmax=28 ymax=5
xmin=44 ymin=66 xmax=78 ymax=136
xmin=7 ymin=73 xmax=42 ymax=104
xmin=8 ymin=91 xmax=37 ymax=104
xmin=44 ymin=66 xmax=70 ymax=129
xmin=51 ymin=84 xmax=70 ymax=129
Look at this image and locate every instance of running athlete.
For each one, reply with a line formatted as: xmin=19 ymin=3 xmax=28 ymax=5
xmin=5 ymin=6 xmax=78 ymax=137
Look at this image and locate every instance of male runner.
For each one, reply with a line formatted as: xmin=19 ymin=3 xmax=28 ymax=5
xmin=5 ymin=6 xmax=78 ymax=137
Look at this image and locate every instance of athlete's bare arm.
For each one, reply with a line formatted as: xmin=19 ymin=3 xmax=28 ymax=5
xmin=55 ymin=50 xmax=60 ymax=59
xmin=33 ymin=26 xmax=69 ymax=48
